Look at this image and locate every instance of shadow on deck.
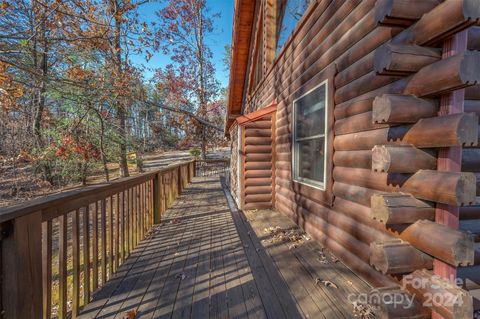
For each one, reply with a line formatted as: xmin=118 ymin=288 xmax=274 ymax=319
xmin=79 ymin=176 xmax=371 ymax=319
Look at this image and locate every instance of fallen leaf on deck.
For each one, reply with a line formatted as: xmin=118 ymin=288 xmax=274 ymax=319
xmin=352 ymin=301 xmax=376 ymax=319
xmin=263 ymin=226 xmax=310 ymax=247
xmin=176 ymin=273 xmax=186 ymax=280
xmin=124 ymin=310 xmax=137 ymax=319
xmin=315 ymin=278 xmax=338 ymax=289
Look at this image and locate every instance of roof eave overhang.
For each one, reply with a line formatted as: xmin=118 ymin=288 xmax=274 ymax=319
xmin=225 ymin=0 xmax=256 ymax=136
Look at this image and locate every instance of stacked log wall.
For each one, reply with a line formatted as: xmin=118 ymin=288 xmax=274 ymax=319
xmin=245 ymin=0 xmax=402 ymax=288
xmin=459 ymin=25 xmax=480 ymax=312
xmin=243 ymin=115 xmax=274 ymax=210
xmin=237 ymin=0 xmax=480 ymax=314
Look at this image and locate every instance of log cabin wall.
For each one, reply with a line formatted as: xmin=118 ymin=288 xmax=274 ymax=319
xmin=227 ymin=0 xmax=480 ymax=316
xmin=242 ymin=115 xmax=275 ymax=210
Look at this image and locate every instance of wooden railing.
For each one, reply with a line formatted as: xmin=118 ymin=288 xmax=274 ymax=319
xmin=195 ymin=158 xmax=230 ymax=177
xmin=0 ymin=160 xmax=195 ymax=319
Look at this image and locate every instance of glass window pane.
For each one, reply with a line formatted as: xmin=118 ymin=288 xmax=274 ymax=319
xmin=296 ymin=137 xmax=325 ymax=183
xmin=276 ymin=0 xmax=312 ymax=54
xmin=294 ymin=84 xmax=326 ymax=139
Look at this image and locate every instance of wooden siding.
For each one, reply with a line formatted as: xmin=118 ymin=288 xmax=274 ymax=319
xmin=229 ymin=0 xmax=480 ymax=315
xmin=242 ymin=115 xmax=274 ymax=210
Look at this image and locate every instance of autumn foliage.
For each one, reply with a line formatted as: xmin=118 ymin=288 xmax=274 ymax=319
xmin=0 ymin=0 xmax=226 ymax=189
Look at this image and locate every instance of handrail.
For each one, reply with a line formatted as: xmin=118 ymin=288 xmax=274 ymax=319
xmin=0 ymin=159 xmax=196 ymax=318
xmin=0 ymin=160 xmax=195 ymax=224
xmin=195 ymin=158 xmax=230 ymax=177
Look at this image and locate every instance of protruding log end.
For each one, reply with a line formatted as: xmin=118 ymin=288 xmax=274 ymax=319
xmin=372 ymin=94 xmax=438 ymax=124
xmin=371 ymin=193 xmax=434 ymax=225
xmin=463 ymin=0 xmax=480 ymax=23
xmin=404 ymin=113 xmax=479 ymax=148
xmin=372 ymin=145 xmax=437 ymax=173
xmin=404 ymin=51 xmax=480 ymax=97
xmin=403 ymin=269 xmax=474 ymax=319
xmin=372 ymin=145 xmax=391 ymax=173
xmin=370 ymin=239 xmax=433 ymax=274
xmin=369 ymin=286 xmax=431 ymax=319
xmin=468 ymin=27 xmax=480 ymax=51
xmin=374 ymin=43 xmax=441 ymax=75
xmin=456 ymin=172 xmax=478 ymax=206
xmin=460 ymin=51 xmax=480 ymax=86
xmin=401 ymin=220 xmax=476 ymax=267
xmin=401 ymin=170 xmax=477 ymax=206
xmin=458 ymin=113 xmax=480 ymax=147
xmin=374 ymin=0 xmax=441 ymax=26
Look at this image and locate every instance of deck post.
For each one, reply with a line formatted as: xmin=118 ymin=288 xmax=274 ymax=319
xmin=2 ymin=211 xmax=43 ymax=318
xmin=177 ymin=166 xmax=182 ymax=195
xmin=153 ymin=173 xmax=162 ymax=224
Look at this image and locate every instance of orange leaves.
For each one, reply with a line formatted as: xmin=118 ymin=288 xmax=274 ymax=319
xmin=124 ymin=310 xmax=137 ymax=319
xmin=0 ymin=61 xmax=23 ymax=111
xmin=53 ymin=136 xmax=101 ymax=162
xmin=1 ymin=1 xmax=10 ymax=12
xmin=66 ymin=66 xmax=94 ymax=82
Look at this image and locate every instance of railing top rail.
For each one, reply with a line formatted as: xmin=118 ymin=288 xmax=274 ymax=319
xmin=0 ymin=160 xmax=194 ymax=224
xmin=195 ymin=158 xmax=230 ymax=163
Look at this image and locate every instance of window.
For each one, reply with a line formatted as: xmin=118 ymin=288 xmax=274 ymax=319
xmin=293 ymin=81 xmax=327 ymax=190
xmin=276 ymin=0 xmax=312 ymax=55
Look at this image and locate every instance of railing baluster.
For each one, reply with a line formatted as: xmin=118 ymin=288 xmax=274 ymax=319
xmin=115 ymin=193 xmax=120 ymax=271
xmin=72 ymin=209 xmax=80 ymax=318
xmin=58 ymin=214 xmax=68 ymax=319
xmin=83 ymin=205 xmax=91 ymax=305
xmin=108 ymin=196 xmax=114 ymax=278
xmin=121 ymin=191 xmax=126 ymax=262
xmin=127 ymin=188 xmax=132 ymax=255
xmin=42 ymin=220 xmax=52 ymax=319
xmin=92 ymin=202 xmax=99 ymax=291
xmin=134 ymin=186 xmax=138 ymax=245
xmin=101 ymin=199 xmax=107 ymax=285
xmin=140 ymin=184 xmax=143 ymax=239
xmin=147 ymin=181 xmax=151 ymax=228
xmin=161 ymin=174 xmax=166 ymax=215
xmin=137 ymin=185 xmax=140 ymax=241
xmin=150 ymin=180 xmax=154 ymax=226
xmin=140 ymin=184 xmax=144 ymax=239
xmin=145 ymin=182 xmax=149 ymax=231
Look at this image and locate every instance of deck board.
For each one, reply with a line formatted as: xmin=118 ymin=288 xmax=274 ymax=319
xmin=79 ymin=176 xmax=371 ymax=319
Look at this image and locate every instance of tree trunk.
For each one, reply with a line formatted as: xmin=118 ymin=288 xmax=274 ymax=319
xmin=96 ymin=109 xmax=110 ymax=182
xmin=196 ymin=4 xmax=208 ymax=160
xmin=112 ymin=0 xmax=129 ymax=177
xmin=118 ymin=106 xmax=129 ymax=177
xmin=201 ymin=126 xmax=207 ymax=160
xmin=32 ymin=5 xmax=53 ymax=184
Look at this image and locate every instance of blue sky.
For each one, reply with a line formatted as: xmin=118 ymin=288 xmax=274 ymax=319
xmin=133 ymin=0 xmax=234 ymax=88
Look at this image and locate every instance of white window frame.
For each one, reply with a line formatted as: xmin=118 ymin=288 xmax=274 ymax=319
xmin=292 ymin=80 xmax=328 ymax=190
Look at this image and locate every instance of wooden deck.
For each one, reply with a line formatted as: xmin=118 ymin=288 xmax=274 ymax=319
xmin=79 ymin=176 xmax=371 ymax=319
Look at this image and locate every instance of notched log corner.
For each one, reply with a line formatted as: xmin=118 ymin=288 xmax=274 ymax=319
xmin=370 ymin=193 xmax=434 ymax=224
xmin=370 ymin=239 xmax=433 ymax=274
xmin=403 ymin=269 xmax=474 ymax=319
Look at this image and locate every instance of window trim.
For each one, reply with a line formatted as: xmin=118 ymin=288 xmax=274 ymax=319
xmin=292 ymin=79 xmax=328 ymax=191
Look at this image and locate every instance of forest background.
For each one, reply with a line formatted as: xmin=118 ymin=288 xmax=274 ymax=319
xmin=0 ymin=0 xmax=232 ymax=206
